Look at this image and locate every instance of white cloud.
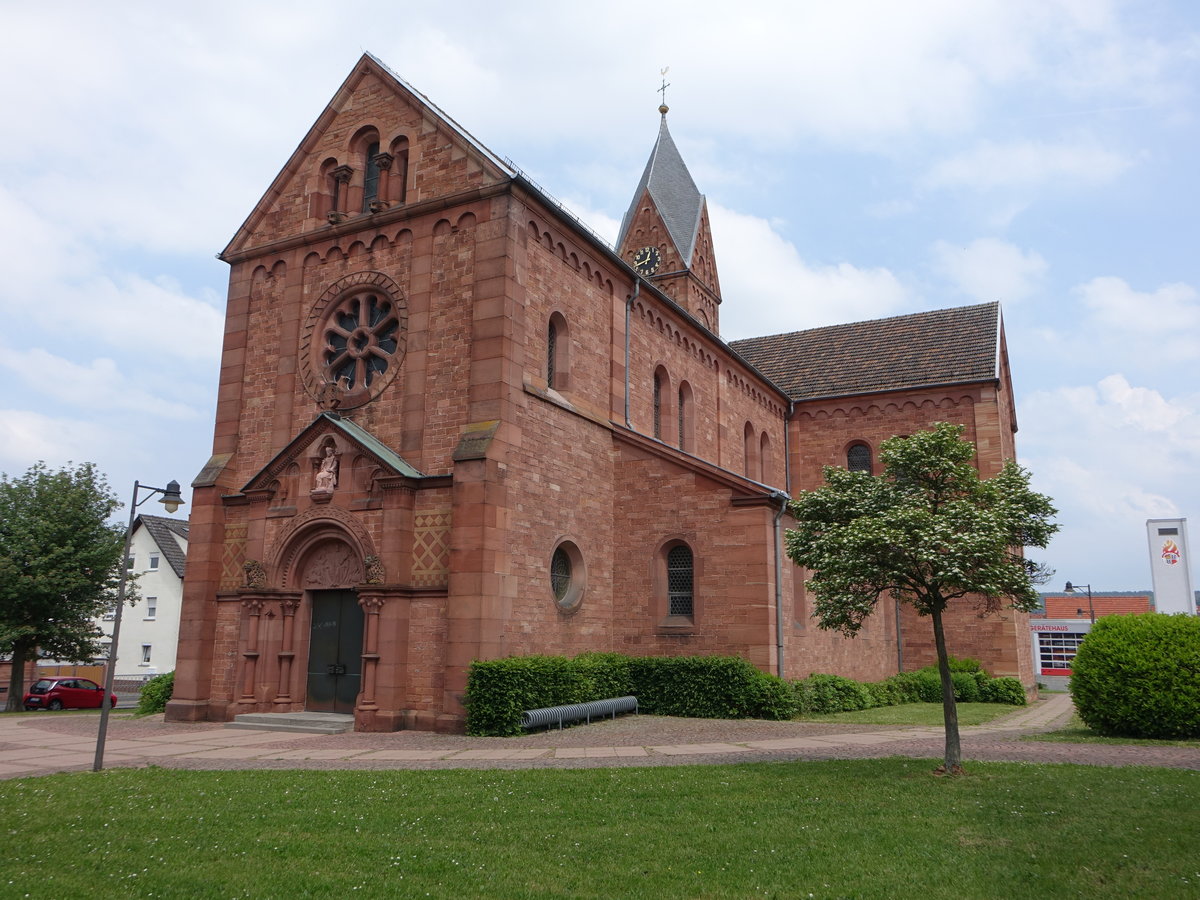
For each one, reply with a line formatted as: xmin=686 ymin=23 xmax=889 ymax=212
xmin=932 ymin=238 xmax=1047 ymax=303
xmin=710 ymin=204 xmax=910 ymax=339
xmin=0 ymin=349 xmax=199 ymax=420
xmin=924 ymin=139 xmax=1132 ymax=191
xmin=1019 ymin=373 xmax=1200 ymax=587
xmin=1076 ymin=276 xmax=1200 ymax=352
xmin=0 ymin=410 xmax=114 ymax=470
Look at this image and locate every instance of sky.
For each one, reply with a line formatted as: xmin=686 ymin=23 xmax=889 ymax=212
xmin=1 ymin=1 xmax=1197 ymax=593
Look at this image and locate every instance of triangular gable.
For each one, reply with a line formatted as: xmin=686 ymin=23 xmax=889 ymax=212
xmin=242 ymin=412 xmax=423 ymax=494
xmin=223 ymin=52 xmax=516 ymax=258
xmin=134 ymin=514 xmax=189 ymax=579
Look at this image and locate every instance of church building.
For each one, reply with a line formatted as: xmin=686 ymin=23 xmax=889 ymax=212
xmin=167 ymin=54 xmax=1033 ymax=732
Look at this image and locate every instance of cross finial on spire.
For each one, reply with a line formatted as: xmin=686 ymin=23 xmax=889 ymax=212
xmin=658 ymin=66 xmax=670 ymax=115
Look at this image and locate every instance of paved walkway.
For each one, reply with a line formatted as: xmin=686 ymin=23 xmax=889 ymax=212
xmin=1 ymin=693 xmax=1197 ymax=778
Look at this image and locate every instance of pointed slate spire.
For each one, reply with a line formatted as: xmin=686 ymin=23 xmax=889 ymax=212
xmin=616 ymin=109 xmax=704 ymax=263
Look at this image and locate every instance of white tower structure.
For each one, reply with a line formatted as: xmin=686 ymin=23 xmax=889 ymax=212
xmin=1146 ymin=518 xmax=1195 ymax=615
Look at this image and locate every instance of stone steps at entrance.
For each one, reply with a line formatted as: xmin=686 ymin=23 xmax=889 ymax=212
xmin=226 ymin=712 xmax=355 ymax=735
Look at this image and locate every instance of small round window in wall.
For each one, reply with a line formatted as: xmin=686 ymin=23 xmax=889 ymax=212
xmin=550 ymin=541 xmax=585 ymax=612
xmin=301 ymin=272 xmax=408 ymax=410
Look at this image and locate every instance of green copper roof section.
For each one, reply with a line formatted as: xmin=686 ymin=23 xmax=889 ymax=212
xmin=322 ymin=412 xmax=424 ymax=478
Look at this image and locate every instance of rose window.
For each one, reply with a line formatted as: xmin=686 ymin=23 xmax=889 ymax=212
xmin=301 ymin=273 xmax=408 ymax=410
xmin=323 ymin=292 xmax=399 ymax=391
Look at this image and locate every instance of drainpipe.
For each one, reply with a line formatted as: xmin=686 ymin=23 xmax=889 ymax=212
xmin=770 ymin=489 xmax=789 ymax=677
xmin=783 ymin=399 xmax=793 ymax=491
xmin=624 ymin=282 xmax=639 ymax=428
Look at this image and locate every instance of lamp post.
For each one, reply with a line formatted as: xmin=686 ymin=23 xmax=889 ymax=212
xmin=1064 ymin=581 xmax=1095 ymax=625
xmin=93 ymin=479 xmax=184 ymax=772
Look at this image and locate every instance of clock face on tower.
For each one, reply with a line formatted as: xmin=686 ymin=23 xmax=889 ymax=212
xmin=632 ymin=246 xmax=661 ymax=276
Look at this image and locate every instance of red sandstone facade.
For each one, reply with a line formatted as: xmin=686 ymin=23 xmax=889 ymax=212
xmin=167 ymin=55 xmax=1034 ymax=732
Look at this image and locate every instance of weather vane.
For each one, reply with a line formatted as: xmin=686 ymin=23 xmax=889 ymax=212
xmin=658 ymin=66 xmax=670 ymax=113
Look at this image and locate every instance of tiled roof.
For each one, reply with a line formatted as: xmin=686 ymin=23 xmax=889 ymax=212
xmin=729 ymin=302 xmax=1001 ymax=402
xmin=616 ymin=114 xmax=704 ymax=261
xmin=137 ymin=514 xmax=189 ymax=579
xmin=1041 ymin=594 xmax=1154 ymax=618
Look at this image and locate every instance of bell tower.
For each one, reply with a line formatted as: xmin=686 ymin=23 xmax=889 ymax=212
xmin=616 ymin=103 xmax=723 ymax=333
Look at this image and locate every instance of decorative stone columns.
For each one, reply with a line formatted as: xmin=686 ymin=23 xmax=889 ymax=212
xmin=274 ymin=595 xmax=302 ymax=706
xmin=357 ymin=590 xmax=388 ymax=709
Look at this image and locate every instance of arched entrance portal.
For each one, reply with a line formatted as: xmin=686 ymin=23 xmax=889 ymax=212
xmin=295 ymin=537 xmax=366 ymax=715
xmin=306 ymin=590 xmax=363 ymax=713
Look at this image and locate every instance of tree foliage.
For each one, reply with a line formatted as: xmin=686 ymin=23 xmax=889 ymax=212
xmin=0 ymin=462 xmax=125 ymax=711
xmin=785 ymin=423 xmax=1057 ymax=772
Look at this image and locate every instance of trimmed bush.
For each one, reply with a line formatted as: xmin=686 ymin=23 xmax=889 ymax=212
xmin=465 ymin=655 xmax=591 ymax=736
xmin=980 ymin=676 xmax=1026 ymax=706
xmin=946 ymin=656 xmax=984 ymax=674
xmin=749 ymin=672 xmax=799 ymax=721
xmin=951 ymin=672 xmax=981 ymax=703
xmin=631 ymin=655 xmax=774 ymax=719
xmin=1071 ymin=613 xmax=1200 ymax=739
xmin=466 ymin=652 xmax=795 ymax=736
xmin=796 ymin=674 xmax=873 ymax=715
xmin=136 ymin=671 xmax=174 ymax=716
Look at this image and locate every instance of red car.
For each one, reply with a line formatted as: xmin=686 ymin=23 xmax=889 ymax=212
xmin=23 ymin=677 xmax=117 ymax=711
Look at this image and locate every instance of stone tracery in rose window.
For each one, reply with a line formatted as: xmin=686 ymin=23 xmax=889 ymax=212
xmin=323 ymin=291 xmax=399 ymax=393
xmin=300 ymin=272 xmax=408 ymax=410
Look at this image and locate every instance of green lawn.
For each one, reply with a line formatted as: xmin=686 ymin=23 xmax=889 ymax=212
xmin=802 ymin=701 xmax=1017 ymax=727
xmin=1026 ymin=714 xmax=1200 ymax=747
xmin=2 ymin=761 xmax=1197 ymax=898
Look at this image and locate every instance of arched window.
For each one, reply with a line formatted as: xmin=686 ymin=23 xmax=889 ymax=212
xmin=666 ymin=544 xmax=694 ymax=617
xmin=760 ymin=432 xmax=772 ymax=484
xmin=847 ymin=443 xmax=872 ymax=473
xmin=362 ymin=141 xmax=381 ymax=212
xmin=653 ymin=368 xmax=671 ymax=440
xmin=678 ymin=382 xmax=694 ymax=452
xmin=547 ymin=313 xmax=568 ymax=390
xmin=744 ymin=422 xmax=758 ymax=478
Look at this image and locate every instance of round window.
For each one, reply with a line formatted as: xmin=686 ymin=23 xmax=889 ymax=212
xmin=550 ymin=541 xmax=584 ymax=612
xmin=301 ymin=272 xmax=408 ymax=410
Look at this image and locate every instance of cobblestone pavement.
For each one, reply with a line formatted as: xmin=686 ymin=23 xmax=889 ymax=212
xmin=1 ymin=693 xmax=1197 ymax=778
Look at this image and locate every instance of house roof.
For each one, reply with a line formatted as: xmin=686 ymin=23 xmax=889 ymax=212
xmin=136 ymin=514 xmax=189 ymax=579
xmin=615 ymin=113 xmax=704 ymax=262
xmin=729 ymin=302 xmax=1001 ymax=402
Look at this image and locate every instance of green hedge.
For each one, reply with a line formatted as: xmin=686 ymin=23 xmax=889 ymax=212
xmin=466 ymin=652 xmax=1030 ymax=735
xmin=466 ymin=653 xmax=795 ymax=736
xmin=1071 ymin=613 xmax=1200 ymax=739
xmin=135 ymin=671 xmax=174 ymax=716
xmin=794 ymin=665 xmax=1026 ymax=716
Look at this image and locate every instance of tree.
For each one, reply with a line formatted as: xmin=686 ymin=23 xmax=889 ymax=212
xmin=0 ymin=462 xmax=125 ymax=711
xmin=785 ymin=423 xmax=1057 ymax=773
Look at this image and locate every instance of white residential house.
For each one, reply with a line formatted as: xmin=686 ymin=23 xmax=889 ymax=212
xmin=98 ymin=514 xmax=188 ymax=679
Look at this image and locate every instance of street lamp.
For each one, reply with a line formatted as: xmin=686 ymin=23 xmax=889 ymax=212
xmin=93 ymin=479 xmax=185 ymax=772
xmin=1064 ymin=581 xmax=1095 ymax=625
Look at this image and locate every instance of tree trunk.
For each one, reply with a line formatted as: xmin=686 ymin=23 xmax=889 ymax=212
xmin=4 ymin=638 xmax=32 ymax=712
xmin=929 ymin=603 xmax=964 ymax=774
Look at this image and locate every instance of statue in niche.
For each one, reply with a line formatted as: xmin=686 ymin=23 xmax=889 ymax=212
xmin=313 ymin=445 xmax=339 ymax=493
